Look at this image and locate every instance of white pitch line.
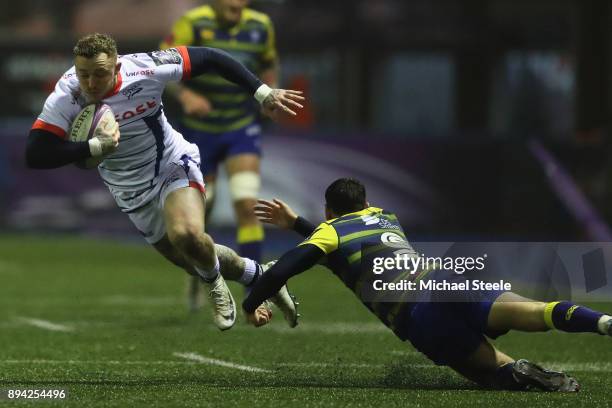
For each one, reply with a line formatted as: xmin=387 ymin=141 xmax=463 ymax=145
xmin=16 ymin=317 xmax=74 ymax=333
xmin=173 ymin=352 xmax=271 ymax=373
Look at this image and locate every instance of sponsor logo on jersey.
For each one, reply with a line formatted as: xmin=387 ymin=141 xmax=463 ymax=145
xmin=114 ymin=99 xmax=157 ymax=121
xmin=147 ymin=49 xmax=181 ymax=66
xmin=121 ymin=84 xmax=144 ymax=100
xmin=380 ymin=232 xmax=410 ymax=249
xmin=125 ymin=69 xmax=155 ymax=78
xmin=179 ymin=154 xmax=199 ymax=173
xmin=361 ymin=214 xmax=400 ymax=230
xmin=362 ymin=214 xmax=379 ymax=225
xmin=379 ymin=219 xmax=400 ymax=230
xmin=70 ymin=89 xmax=86 ymax=106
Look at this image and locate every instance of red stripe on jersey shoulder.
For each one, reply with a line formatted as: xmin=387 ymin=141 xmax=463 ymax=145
xmin=104 ymin=72 xmax=123 ymax=98
xmin=189 ymin=181 xmax=205 ymax=194
xmin=32 ymin=119 xmax=67 ymax=139
xmin=176 ymin=46 xmax=192 ymax=80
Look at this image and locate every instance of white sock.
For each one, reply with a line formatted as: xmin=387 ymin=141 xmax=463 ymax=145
xmin=597 ymin=315 xmax=611 ymax=334
xmin=195 ymin=257 xmax=220 ymax=283
xmin=238 ymin=258 xmax=258 ymax=286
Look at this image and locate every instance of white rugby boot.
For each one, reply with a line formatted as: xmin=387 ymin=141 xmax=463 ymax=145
xmin=203 ymin=274 xmax=236 ymax=331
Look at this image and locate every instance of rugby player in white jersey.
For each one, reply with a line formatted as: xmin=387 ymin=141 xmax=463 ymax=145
xmin=25 ymin=33 xmax=303 ymax=330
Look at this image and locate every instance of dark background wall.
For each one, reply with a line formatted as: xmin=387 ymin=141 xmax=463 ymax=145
xmin=2 ymin=0 xmax=612 ymax=241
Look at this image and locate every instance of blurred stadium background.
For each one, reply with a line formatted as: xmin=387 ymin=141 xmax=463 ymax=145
xmin=3 ymin=0 xmax=612 ymax=244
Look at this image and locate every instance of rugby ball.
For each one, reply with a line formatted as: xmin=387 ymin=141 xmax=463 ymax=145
xmin=69 ymin=103 xmax=116 ymax=169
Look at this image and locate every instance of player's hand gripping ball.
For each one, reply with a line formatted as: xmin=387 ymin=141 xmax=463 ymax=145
xmin=69 ymin=104 xmax=119 ymax=169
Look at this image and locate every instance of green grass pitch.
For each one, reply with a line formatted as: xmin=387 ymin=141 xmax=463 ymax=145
xmin=0 ymin=235 xmax=610 ymax=407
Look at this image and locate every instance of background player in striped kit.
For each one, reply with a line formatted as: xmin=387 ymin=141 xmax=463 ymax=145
xmin=161 ymin=0 xmax=277 ymax=310
xmin=244 ymin=178 xmax=612 ymax=391
xmin=25 ymin=33 xmax=302 ymax=330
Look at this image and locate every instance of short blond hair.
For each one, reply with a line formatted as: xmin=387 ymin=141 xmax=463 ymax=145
xmin=73 ymin=33 xmax=117 ymax=58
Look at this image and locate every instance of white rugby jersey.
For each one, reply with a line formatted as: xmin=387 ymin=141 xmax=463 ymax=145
xmin=32 ymin=47 xmax=196 ymax=195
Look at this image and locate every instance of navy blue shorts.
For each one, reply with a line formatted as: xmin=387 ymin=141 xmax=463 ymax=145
xmin=180 ymin=123 xmax=262 ymax=177
xmin=405 ymin=271 xmax=508 ymax=366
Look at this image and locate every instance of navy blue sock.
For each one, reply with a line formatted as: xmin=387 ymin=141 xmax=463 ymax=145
xmin=239 ymin=241 xmax=262 ymax=264
xmin=237 ymin=225 xmax=264 ymax=263
xmin=544 ymin=301 xmax=603 ymax=333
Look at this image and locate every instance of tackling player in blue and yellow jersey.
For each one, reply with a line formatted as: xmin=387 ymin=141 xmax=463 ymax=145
xmin=244 ymin=178 xmax=612 ymax=392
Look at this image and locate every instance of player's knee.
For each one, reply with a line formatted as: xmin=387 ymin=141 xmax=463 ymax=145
xmin=229 ymin=171 xmax=260 ymax=202
xmin=167 ymin=223 xmax=206 ymax=255
xmin=195 ymin=233 xmax=216 ymax=264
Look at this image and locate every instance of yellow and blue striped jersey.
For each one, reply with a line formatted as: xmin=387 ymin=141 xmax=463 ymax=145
xmin=161 ymin=5 xmax=277 ymax=133
xmin=300 ymin=207 xmax=419 ymax=339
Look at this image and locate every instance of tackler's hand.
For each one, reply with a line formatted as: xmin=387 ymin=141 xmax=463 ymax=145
xmin=246 ymin=302 xmax=273 ymax=327
xmin=254 ymin=198 xmax=298 ymax=230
